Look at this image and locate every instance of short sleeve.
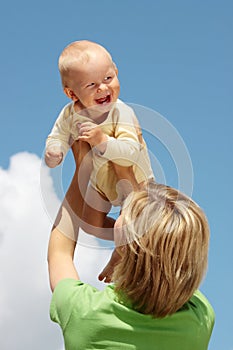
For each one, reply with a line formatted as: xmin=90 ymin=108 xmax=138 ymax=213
xmin=193 ymin=290 xmax=215 ymax=330
xmin=50 ymin=279 xmax=86 ymax=329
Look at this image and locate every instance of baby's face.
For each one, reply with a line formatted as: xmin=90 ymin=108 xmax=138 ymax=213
xmin=69 ymin=50 xmax=120 ymax=119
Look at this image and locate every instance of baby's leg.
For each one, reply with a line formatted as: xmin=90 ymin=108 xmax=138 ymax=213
xmin=81 ymin=185 xmax=115 ymax=240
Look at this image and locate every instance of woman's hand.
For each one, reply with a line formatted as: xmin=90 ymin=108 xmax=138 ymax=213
xmin=98 ymin=248 xmax=121 ymax=283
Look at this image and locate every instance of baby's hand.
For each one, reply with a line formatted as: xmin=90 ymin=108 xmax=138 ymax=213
xmin=45 ymin=148 xmax=63 ymax=168
xmin=78 ymin=122 xmax=108 ymax=150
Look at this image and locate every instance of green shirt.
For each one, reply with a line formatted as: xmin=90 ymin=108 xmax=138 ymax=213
xmin=50 ymin=279 xmax=215 ymax=350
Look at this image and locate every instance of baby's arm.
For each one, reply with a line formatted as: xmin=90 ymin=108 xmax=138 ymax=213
xmin=78 ymin=122 xmax=108 ymax=153
xmin=45 ymin=105 xmax=72 ymax=168
xmin=78 ymin=121 xmax=140 ymax=165
xmin=110 ymin=113 xmax=145 ymax=195
xmin=78 ymin=115 xmax=142 ymax=200
xmin=106 ymin=111 xmax=143 ymax=166
xmin=45 ymin=145 xmax=63 ymax=168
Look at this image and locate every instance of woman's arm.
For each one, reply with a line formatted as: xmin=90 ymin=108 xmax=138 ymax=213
xmin=47 ymin=140 xmax=92 ymax=292
xmin=48 ymin=227 xmax=79 ymax=292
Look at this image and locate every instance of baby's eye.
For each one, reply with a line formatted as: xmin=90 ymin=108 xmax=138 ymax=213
xmin=104 ymin=76 xmax=112 ymax=82
xmin=86 ymin=82 xmax=95 ymax=88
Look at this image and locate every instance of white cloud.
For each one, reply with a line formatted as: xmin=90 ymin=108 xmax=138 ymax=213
xmin=0 ymin=152 xmax=113 ymax=350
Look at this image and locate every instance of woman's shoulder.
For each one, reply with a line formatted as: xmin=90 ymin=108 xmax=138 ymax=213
xmin=185 ymin=290 xmax=215 ymax=326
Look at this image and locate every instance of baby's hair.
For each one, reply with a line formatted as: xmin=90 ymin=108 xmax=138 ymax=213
xmin=58 ymin=40 xmax=114 ymax=88
xmin=113 ymin=182 xmax=210 ymax=318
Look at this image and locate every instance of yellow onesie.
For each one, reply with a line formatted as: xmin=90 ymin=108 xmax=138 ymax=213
xmin=46 ymin=99 xmax=154 ymax=206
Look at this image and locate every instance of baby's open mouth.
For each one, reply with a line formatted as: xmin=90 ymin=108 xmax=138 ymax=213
xmin=95 ymin=95 xmax=111 ymax=105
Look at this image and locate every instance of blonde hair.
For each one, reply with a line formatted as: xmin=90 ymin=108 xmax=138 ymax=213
xmin=58 ymin=40 xmax=113 ymax=87
xmin=113 ymin=182 xmax=210 ymax=318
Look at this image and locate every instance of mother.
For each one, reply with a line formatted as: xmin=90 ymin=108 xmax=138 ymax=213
xmin=48 ymin=141 xmax=215 ymax=350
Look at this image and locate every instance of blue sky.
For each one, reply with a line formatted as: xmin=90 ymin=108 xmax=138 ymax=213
xmin=0 ymin=1 xmax=232 ymax=349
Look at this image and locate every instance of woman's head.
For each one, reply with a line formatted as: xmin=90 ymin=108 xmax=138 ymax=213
xmin=113 ymin=182 xmax=210 ymax=318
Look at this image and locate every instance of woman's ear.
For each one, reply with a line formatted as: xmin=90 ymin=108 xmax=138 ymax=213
xmin=64 ymin=87 xmax=79 ymax=102
xmin=114 ymin=214 xmax=127 ymax=247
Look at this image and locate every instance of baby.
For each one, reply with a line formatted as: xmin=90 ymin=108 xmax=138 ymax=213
xmin=45 ymin=40 xmax=154 ymax=239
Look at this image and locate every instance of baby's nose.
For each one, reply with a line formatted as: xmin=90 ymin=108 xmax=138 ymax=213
xmin=97 ymin=83 xmax=108 ymax=92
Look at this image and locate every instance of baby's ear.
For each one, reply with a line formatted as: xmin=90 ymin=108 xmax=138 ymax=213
xmin=113 ymin=62 xmax=118 ymax=75
xmin=64 ymin=87 xmax=79 ymax=101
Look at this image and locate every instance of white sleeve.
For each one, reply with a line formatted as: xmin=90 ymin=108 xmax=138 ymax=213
xmin=46 ymin=105 xmax=72 ymax=158
xmin=99 ymin=104 xmax=142 ymax=166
